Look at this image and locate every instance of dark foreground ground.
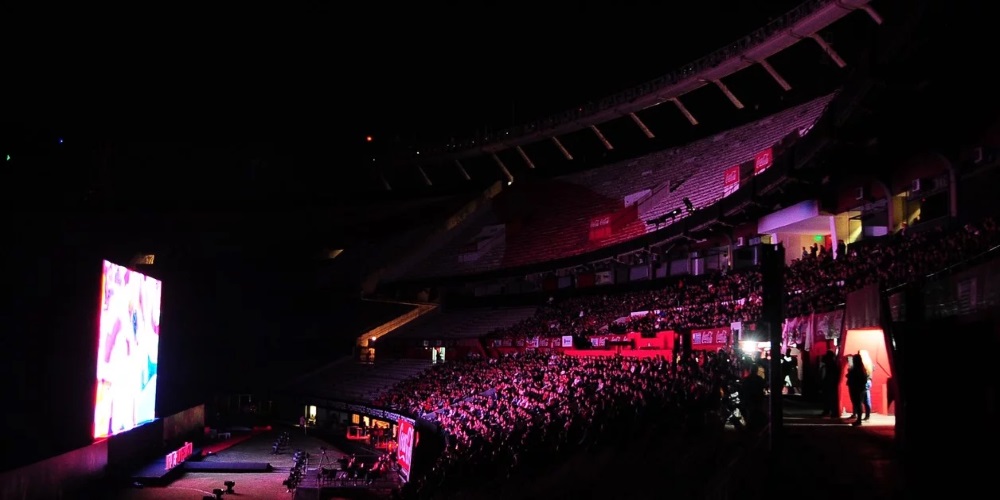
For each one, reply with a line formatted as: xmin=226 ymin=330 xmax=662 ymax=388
xmin=736 ymin=397 xmax=903 ymax=500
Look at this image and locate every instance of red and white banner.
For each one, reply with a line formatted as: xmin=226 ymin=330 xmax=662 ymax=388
xmin=397 ymin=418 xmax=415 ymax=482
xmin=690 ymin=327 xmax=731 ymax=350
xmin=495 ymin=331 xmax=676 ymax=353
xmin=783 ymin=310 xmax=844 ymax=351
xmin=754 ymin=148 xmax=773 ymax=175
xmin=723 ymin=165 xmax=740 ymax=196
xmin=589 ymin=215 xmax=612 ymax=241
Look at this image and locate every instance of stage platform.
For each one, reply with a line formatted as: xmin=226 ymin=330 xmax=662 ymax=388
xmin=128 ymin=428 xmax=273 ymax=485
xmin=183 ymin=461 xmax=272 ymax=472
xmin=129 ymin=449 xmax=203 ymax=485
xmin=122 ymin=426 xmax=399 ymax=498
xmin=130 ymin=452 xmax=272 ymax=484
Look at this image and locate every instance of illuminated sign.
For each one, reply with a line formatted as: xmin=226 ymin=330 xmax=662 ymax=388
xmin=165 ymin=442 xmax=194 ymax=471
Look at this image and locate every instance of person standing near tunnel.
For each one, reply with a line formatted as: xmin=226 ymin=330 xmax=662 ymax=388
xmin=846 ymin=354 xmax=868 ymax=426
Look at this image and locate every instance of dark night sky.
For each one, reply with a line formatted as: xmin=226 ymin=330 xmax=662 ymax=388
xmin=5 ymin=2 xmax=804 ymax=161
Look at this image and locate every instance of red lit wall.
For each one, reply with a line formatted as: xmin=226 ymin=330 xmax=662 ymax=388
xmin=839 ymin=329 xmax=894 ymax=415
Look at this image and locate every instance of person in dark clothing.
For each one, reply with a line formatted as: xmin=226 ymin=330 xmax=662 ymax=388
xmin=818 ymin=350 xmax=841 ymax=417
xmin=846 ymin=354 xmax=868 ymax=426
xmin=740 ymin=364 xmax=768 ymax=430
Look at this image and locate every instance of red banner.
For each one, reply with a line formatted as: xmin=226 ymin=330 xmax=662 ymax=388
xmin=494 ymin=331 xmax=676 ymax=352
xmin=589 ymin=215 xmax=612 ymax=241
xmin=723 ymin=165 xmax=740 ymax=196
xmin=397 ymin=418 xmax=415 ymax=481
xmin=690 ymin=327 xmax=731 ymax=350
xmin=754 ymin=148 xmax=773 ymax=175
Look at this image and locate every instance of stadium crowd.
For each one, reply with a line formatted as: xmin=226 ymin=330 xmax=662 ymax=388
xmin=374 ymin=216 xmax=997 ymax=498
xmin=784 ymin=218 xmax=998 ymax=316
xmin=381 ymin=349 xmax=745 ymax=499
xmin=485 ymin=217 xmax=998 ymax=341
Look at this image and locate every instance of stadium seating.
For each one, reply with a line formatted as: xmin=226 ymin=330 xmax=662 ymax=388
xmin=571 ymin=94 xmax=834 ymax=203
xmin=395 ymin=94 xmax=835 ymax=280
xmin=499 ymin=180 xmax=635 ymax=268
xmin=392 ymin=307 xmax=537 ymax=340
xmin=402 ymin=201 xmax=505 ymax=280
xmin=299 ymin=358 xmax=434 ymax=403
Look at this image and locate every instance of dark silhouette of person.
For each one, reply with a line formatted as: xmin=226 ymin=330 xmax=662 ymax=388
xmin=819 ymin=350 xmax=841 ymax=417
xmin=846 ymin=354 xmax=868 ymax=426
xmin=740 ymin=364 xmax=768 ymax=430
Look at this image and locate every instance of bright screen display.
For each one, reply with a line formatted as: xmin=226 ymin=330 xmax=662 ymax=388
xmin=397 ymin=417 xmax=415 ymax=482
xmin=94 ymin=260 xmax=161 ymax=439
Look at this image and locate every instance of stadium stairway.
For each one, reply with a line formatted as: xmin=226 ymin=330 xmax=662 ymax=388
xmin=356 ymin=300 xmax=439 ymax=347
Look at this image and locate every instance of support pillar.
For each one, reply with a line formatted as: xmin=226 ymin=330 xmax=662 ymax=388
xmin=455 ymin=159 xmax=471 ymax=181
xmin=492 ymin=154 xmax=514 ymax=184
xmin=828 ymin=215 xmax=838 ymax=260
xmin=590 ymin=124 xmax=613 ymax=150
xmin=873 ymin=178 xmax=895 ymax=232
xmin=712 ymin=79 xmax=745 ymax=109
xmin=515 ymin=145 xmax=536 ymax=169
xmin=671 ymin=97 xmax=699 ymax=126
xmin=810 ymin=33 xmax=847 ymax=68
xmin=417 ymin=166 xmax=432 ymax=186
xmin=758 ymin=58 xmax=792 ymax=91
xmin=860 ymin=4 xmax=883 ymax=24
xmin=934 ymin=152 xmax=960 ymax=218
xmin=629 ymin=112 xmax=655 ymax=138
xmin=551 ymin=136 xmax=574 ymax=160
xmin=761 ymin=243 xmax=786 ymax=451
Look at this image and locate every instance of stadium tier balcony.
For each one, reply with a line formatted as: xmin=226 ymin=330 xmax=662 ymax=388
xmin=634 ymin=95 xmax=833 ymax=223
xmin=477 ymin=218 xmax=1000 ymax=343
xmin=395 ymin=94 xmax=834 ymax=281
xmin=360 ymin=223 xmax=999 ymax=496
xmin=573 ymin=94 xmax=833 ymax=203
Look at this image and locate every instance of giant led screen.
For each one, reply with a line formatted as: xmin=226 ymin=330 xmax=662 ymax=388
xmin=94 ymin=260 xmax=161 ymax=439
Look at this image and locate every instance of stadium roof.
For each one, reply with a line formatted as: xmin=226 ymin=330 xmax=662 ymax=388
xmin=5 ymin=0 xmax=997 ymax=205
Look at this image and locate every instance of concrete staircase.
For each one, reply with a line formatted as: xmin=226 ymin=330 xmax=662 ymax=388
xmin=356 ymin=301 xmax=439 ymax=347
